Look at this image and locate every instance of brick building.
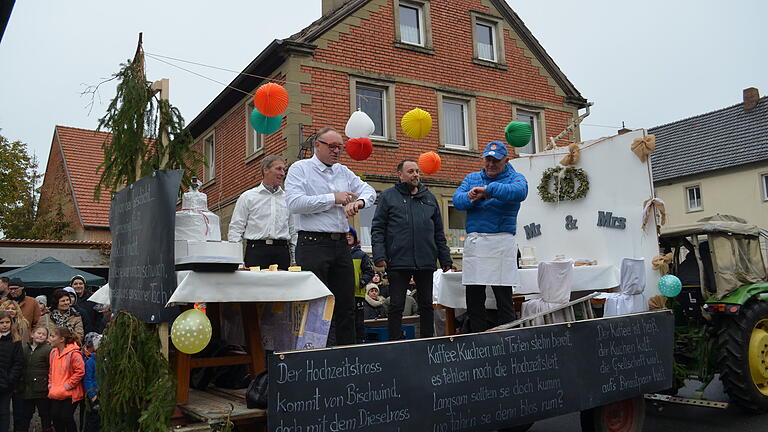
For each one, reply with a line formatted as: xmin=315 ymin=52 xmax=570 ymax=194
xmin=38 ymin=125 xmax=112 ymax=241
xmin=187 ymin=0 xmax=588 ymax=248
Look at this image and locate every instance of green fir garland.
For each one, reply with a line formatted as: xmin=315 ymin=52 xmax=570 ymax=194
xmin=97 ymin=311 xmax=176 ymax=432
xmin=537 ymin=166 xmax=590 ymax=203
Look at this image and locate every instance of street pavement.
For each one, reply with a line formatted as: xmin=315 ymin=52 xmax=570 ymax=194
xmin=526 ymin=402 xmax=768 ymax=431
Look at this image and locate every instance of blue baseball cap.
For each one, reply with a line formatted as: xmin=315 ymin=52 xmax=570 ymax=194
xmin=482 ymin=141 xmax=508 ymax=160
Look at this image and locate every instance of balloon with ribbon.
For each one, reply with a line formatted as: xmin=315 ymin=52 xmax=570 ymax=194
xmin=346 ymin=137 xmax=373 ymax=161
xmin=250 ymin=110 xmax=283 ymax=135
xmin=505 ymin=121 xmax=533 ymax=148
xmin=401 ymin=108 xmax=432 ymax=139
xmin=171 ymin=308 xmax=212 ymax=354
xmin=345 ymin=111 xmax=375 ymax=139
xmin=658 ymin=274 xmax=682 ymax=298
xmin=254 ymin=83 xmax=289 ymax=117
xmin=418 ymin=151 xmax=441 ymax=175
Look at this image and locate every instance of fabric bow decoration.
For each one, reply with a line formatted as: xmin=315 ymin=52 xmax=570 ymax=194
xmin=651 ymin=252 xmax=673 ymax=275
xmin=559 ymin=143 xmax=581 ymax=166
xmin=641 ymin=197 xmax=666 ymax=229
xmin=631 ymin=134 xmax=656 ymax=162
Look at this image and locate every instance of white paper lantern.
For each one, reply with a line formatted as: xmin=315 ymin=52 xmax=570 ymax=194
xmin=345 ymin=110 xmax=375 ymax=139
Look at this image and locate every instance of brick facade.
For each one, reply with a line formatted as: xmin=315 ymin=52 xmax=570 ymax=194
xmin=188 ymin=0 xmax=586 ymax=240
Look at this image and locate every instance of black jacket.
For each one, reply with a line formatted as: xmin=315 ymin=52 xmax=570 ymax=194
xmin=350 ymin=244 xmax=374 ymax=298
xmin=19 ymin=342 xmax=52 ymax=399
xmin=0 ymin=333 xmax=24 ymax=391
xmin=371 ymin=182 xmax=452 ymax=271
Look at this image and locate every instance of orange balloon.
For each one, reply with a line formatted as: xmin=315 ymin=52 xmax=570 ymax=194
xmin=418 ymin=151 xmax=441 ymax=175
xmin=253 ymin=83 xmax=289 ymax=117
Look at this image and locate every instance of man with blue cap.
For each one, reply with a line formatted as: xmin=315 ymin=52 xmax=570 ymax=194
xmin=452 ymin=141 xmax=528 ymax=332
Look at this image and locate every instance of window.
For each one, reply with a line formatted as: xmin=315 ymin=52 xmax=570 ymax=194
xmin=399 ymin=3 xmax=423 ymax=45
xmin=246 ymin=103 xmax=263 ymax=156
xmin=516 ymin=110 xmax=539 ymax=154
xmin=762 ymin=174 xmax=768 ymax=201
xmin=475 ymin=21 xmax=496 ymax=62
xmin=686 ymin=185 xmax=702 ymax=211
xmin=447 ymin=204 xmax=467 ymax=248
xmin=203 ymin=133 xmax=215 ymax=182
xmin=442 ymin=99 xmax=469 ymax=149
xmin=357 ymin=199 xmax=378 ymax=248
xmin=355 ymin=84 xmax=387 ymax=138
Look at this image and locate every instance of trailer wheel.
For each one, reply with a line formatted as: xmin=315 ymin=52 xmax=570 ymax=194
xmin=497 ymin=423 xmax=533 ymax=432
xmin=580 ymin=397 xmax=644 ymax=432
xmin=718 ymin=300 xmax=768 ymax=412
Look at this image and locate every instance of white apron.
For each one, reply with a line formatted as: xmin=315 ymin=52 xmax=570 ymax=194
xmin=461 ymin=232 xmax=520 ymax=286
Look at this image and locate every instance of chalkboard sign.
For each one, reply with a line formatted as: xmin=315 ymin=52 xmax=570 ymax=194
xmin=268 ymin=311 xmax=673 ymax=432
xmin=109 ymin=170 xmax=182 ymax=323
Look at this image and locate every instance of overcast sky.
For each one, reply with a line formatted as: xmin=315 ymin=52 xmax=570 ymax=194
xmin=1 ymin=0 xmax=766 ymax=173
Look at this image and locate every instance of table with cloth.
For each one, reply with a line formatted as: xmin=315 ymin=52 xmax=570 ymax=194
xmin=166 ymin=270 xmax=333 ymax=404
xmin=433 ymin=264 xmax=619 ymax=334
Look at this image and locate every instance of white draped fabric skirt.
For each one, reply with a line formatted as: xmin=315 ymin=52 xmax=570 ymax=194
xmin=461 ymin=232 xmax=520 ymax=286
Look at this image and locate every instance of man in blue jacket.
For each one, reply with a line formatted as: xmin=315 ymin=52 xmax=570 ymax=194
xmin=453 ymin=141 xmax=528 ymax=332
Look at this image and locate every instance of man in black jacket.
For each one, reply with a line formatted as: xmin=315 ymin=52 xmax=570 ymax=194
xmin=372 ymin=160 xmax=452 ymax=340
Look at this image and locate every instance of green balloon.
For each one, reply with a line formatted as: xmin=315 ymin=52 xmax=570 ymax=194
xmin=250 ymin=110 xmax=283 ymax=135
xmin=505 ymin=121 xmax=533 ymax=148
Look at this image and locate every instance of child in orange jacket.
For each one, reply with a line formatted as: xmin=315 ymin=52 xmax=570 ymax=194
xmin=48 ymin=326 xmax=84 ymax=432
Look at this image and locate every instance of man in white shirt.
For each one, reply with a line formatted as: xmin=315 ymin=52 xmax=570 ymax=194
xmin=285 ymin=127 xmax=376 ymax=346
xmin=228 ymin=155 xmax=294 ymax=269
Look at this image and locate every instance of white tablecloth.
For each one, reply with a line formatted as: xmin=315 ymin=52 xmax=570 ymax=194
xmin=435 ymin=264 xmax=619 ymax=309
xmin=166 ymin=271 xmax=333 ymax=306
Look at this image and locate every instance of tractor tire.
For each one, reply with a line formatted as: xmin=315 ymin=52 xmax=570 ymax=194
xmin=497 ymin=423 xmax=534 ymax=432
xmin=579 ymin=397 xmax=644 ymax=432
xmin=717 ymin=300 xmax=768 ymax=412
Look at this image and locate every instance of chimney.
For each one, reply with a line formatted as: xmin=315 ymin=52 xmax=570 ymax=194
xmin=743 ymin=87 xmax=760 ymax=111
xmin=322 ymin=0 xmax=350 ymax=15
xmin=617 ymin=121 xmax=631 ymax=135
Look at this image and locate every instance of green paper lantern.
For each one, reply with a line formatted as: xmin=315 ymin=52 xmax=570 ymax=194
xmin=505 ymin=121 xmax=533 ymax=148
xmin=250 ymin=110 xmax=283 ymax=135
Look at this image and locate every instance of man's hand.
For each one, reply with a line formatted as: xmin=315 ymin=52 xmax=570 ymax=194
xmin=375 ymin=260 xmax=387 ymax=270
xmin=441 ymin=265 xmax=452 ymax=272
xmin=334 ymin=191 xmax=359 ymax=205
xmin=344 ymin=199 xmax=364 ymax=217
xmin=468 ymin=186 xmax=488 ymax=202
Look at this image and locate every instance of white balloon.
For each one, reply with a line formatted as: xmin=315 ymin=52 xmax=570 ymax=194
xmin=345 ymin=110 xmax=375 ymax=139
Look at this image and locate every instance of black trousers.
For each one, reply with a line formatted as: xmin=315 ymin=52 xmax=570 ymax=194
xmin=387 ymin=270 xmax=434 ymax=340
xmin=244 ymin=242 xmax=290 ymax=269
xmin=49 ymin=398 xmax=77 ymax=432
xmin=465 ymin=285 xmax=517 ymax=333
xmin=17 ymin=397 xmax=51 ymax=431
xmin=295 ymin=233 xmax=356 ymax=346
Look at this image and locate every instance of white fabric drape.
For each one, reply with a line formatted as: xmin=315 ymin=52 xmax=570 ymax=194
xmin=520 ymin=261 xmax=573 ymax=325
xmin=601 ymin=258 xmax=648 ymax=316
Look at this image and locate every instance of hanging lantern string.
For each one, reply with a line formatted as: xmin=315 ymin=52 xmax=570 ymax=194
xmin=144 ymin=51 xmax=385 ymax=103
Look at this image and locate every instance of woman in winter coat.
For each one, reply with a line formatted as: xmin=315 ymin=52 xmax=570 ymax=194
xmin=0 ymin=311 xmax=24 ymax=432
xmin=17 ymin=326 xmax=53 ymax=432
xmin=40 ymin=289 xmax=84 ymax=343
xmin=363 ymin=284 xmax=387 ymax=320
xmin=48 ymin=326 xmax=85 ymax=432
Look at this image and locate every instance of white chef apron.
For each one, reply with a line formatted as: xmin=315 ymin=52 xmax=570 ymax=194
xmin=462 ymin=232 xmax=520 ymax=286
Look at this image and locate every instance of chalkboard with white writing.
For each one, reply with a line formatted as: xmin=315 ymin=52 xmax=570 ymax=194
xmin=268 ymin=311 xmax=673 ymax=432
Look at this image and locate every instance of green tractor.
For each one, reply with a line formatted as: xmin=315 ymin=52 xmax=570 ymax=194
xmin=659 ymin=214 xmax=768 ymax=412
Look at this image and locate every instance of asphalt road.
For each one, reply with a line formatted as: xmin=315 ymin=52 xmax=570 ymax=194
xmin=525 ymin=402 xmax=768 ymax=432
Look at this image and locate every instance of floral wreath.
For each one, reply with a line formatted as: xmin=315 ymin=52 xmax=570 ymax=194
xmin=537 ymin=166 xmax=590 ymax=203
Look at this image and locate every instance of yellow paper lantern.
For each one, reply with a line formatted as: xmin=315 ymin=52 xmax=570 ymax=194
xmin=171 ymin=309 xmax=212 ymax=354
xmin=401 ymin=108 xmax=432 ymax=139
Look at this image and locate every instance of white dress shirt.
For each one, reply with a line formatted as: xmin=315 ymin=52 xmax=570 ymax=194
xmin=285 ymin=155 xmax=376 ymax=233
xmin=227 ymin=183 xmax=294 ymax=243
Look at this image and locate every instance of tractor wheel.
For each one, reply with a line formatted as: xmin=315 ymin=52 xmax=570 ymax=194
xmin=718 ymin=300 xmax=768 ymax=412
xmin=580 ymin=397 xmax=644 ymax=432
xmin=497 ymin=423 xmax=534 ymax=432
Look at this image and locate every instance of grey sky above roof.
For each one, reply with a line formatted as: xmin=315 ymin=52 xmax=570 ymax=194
xmin=650 ymin=95 xmax=768 ymax=183
xmin=1 ymin=0 xmax=766 ymax=175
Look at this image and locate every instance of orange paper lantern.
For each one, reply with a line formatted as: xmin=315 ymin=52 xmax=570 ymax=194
xmin=253 ymin=83 xmax=289 ymax=117
xmin=346 ymin=137 xmax=373 ymax=161
xmin=418 ymin=151 xmax=441 ymax=175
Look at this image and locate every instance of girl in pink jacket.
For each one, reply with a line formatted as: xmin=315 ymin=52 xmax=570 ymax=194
xmin=48 ymin=326 xmax=84 ymax=432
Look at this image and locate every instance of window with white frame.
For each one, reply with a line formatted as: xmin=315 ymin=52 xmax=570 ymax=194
xmin=355 ymin=84 xmax=387 ymax=138
xmin=246 ymin=103 xmax=264 ymax=156
xmin=475 ymin=20 xmax=497 ymax=62
xmin=762 ymin=174 xmax=768 ymax=201
xmin=686 ymin=185 xmax=702 ymax=211
xmin=399 ymin=3 xmax=424 ymax=46
xmin=447 ymin=203 xmax=467 ymax=248
xmin=442 ymin=98 xmax=469 ymax=149
xmin=203 ymin=134 xmax=215 ymax=182
xmin=516 ymin=110 xmax=539 ymax=154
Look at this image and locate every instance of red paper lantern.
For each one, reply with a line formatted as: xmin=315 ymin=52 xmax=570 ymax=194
xmin=253 ymin=83 xmax=289 ymax=117
xmin=346 ymin=137 xmax=373 ymax=161
xmin=418 ymin=151 xmax=441 ymax=175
